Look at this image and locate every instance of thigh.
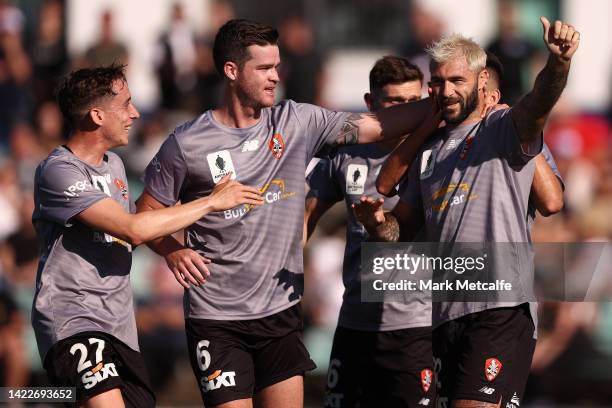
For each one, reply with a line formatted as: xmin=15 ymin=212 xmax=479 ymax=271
xmin=251 ymin=305 xmax=315 ymax=392
xmin=186 ymin=318 xmax=255 ymax=407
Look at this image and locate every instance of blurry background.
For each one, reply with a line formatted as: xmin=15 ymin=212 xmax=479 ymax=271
xmin=0 ymin=0 xmax=610 ymax=406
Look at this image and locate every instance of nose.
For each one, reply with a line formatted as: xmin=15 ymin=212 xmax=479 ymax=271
xmin=443 ymin=81 xmax=455 ymax=98
xmin=270 ymin=67 xmax=279 ymax=84
xmin=129 ymin=103 xmax=140 ymax=120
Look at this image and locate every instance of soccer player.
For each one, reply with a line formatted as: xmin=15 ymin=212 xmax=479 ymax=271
xmin=136 ymin=19 xmax=433 ymax=408
xmin=305 ymin=56 xmax=436 ymax=408
xmin=32 ymin=64 xmax=264 ymax=407
xmin=356 ymin=17 xmax=578 ymax=408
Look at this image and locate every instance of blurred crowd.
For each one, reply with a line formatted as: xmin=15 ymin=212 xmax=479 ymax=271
xmin=0 ymin=0 xmax=610 ymax=405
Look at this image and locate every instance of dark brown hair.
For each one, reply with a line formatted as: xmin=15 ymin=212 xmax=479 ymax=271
xmin=56 ymin=63 xmax=127 ymax=127
xmin=369 ymin=56 xmax=423 ymax=93
xmin=213 ymin=19 xmax=279 ymax=76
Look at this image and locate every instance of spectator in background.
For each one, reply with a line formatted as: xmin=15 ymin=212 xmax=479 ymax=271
xmin=0 ymin=288 xmax=28 ymax=387
xmin=154 ymin=2 xmax=197 ymax=112
xmin=30 ymin=0 xmax=67 ymax=104
xmin=192 ymin=0 xmax=235 ymax=112
xmin=486 ymin=0 xmax=537 ymax=104
xmin=279 ymin=15 xmax=324 ymax=105
xmin=398 ymin=3 xmax=444 ymax=96
xmin=83 ymin=9 xmax=128 ymax=67
xmin=0 ymin=0 xmax=32 ymax=148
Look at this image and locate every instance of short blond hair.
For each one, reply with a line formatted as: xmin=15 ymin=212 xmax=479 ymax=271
xmin=426 ymin=34 xmax=486 ymax=73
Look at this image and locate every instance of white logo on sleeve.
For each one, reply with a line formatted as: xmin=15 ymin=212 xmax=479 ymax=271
xmin=420 ymin=149 xmax=436 ymax=180
xmin=207 ymin=150 xmax=237 ymax=183
xmin=346 ymin=164 xmax=368 ymax=195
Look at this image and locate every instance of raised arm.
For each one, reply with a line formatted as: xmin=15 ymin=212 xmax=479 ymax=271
xmin=511 ymin=17 xmax=580 ymax=144
xmin=334 ymin=98 xmax=432 ymax=146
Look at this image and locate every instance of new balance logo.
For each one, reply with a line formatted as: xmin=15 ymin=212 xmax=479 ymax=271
xmin=479 ymin=386 xmax=495 ymax=395
xmin=241 ymin=140 xmax=259 ymax=152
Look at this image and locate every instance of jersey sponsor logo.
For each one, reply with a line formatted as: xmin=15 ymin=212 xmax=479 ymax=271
xmin=200 ymin=369 xmax=237 ymax=393
xmin=207 ymin=150 xmax=237 ymax=183
xmin=479 ymin=386 xmax=495 ymax=395
xmin=418 ymin=398 xmax=430 ymax=406
xmin=241 ymin=140 xmax=260 ymax=152
xmin=268 ymin=133 xmax=285 ymax=159
xmin=421 ymin=368 xmax=433 ymax=393
xmin=113 ymin=178 xmax=128 ymax=200
xmin=420 ymin=149 xmax=436 ymax=179
xmin=505 ymin=392 xmax=520 ymax=407
xmin=485 ymin=357 xmax=502 ymax=381
xmin=64 ymin=179 xmax=92 ymax=198
xmin=224 ymin=179 xmax=296 ymax=219
xmin=346 ymin=164 xmax=368 ymax=195
xmin=426 ymin=183 xmax=478 ymax=218
xmin=70 ymin=338 xmax=119 ymax=390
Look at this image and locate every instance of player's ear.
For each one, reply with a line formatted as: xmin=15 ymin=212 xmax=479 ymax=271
xmin=364 ymin=93 xmax=373 ymax=111
xmin=224 ymin=61 xmax=239 ymax=81
xmin=89 ymin=107 xmax=104 ymax=127
xmin=490 ymin=89 xmax=501 ymax=105
xmin=477 ymin=69 xmax=489 ymax=92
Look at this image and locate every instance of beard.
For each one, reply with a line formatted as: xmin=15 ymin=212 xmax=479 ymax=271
xmin=441 ymin=83 xmax=479 ymax=125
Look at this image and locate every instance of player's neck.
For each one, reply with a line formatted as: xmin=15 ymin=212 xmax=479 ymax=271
xmin=65 ymin=131 xmax=109 ymax=166
xmin=214 ymin=92 xmax=263 ymax=128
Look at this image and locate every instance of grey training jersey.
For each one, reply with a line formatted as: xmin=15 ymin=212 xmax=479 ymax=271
xmin=307 ymin=144 xmax=431 ymax=331
xmin=32 ymin=146 xmax=138 ymax=361
xmin=143 ymin=100 xmax=347 ymax=320
xmin=400 ymin=109 xmax=542 ymax=328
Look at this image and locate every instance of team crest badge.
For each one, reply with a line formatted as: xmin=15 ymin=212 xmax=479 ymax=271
xmin=113 ymin=178 xmax=128 ymax=200
xmin=421 ymin=368 xmax=433 ymax=393
xmin=485 ymin=358 xmax=502 ymax=381
xmin=268 ymin=133 xmax=285 ymax=159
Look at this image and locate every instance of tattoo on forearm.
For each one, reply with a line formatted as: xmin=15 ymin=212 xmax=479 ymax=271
xmin=335 ymin=113 xmax=362 ymax=145
xmin=370 ymin=213 xmax=400 ymax=242
xmin=515 ymin=55 xmax=569 ymax=141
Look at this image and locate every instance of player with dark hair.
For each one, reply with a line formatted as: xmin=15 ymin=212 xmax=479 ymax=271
xmin=356 ymin=17 xmax=578 ymax=408
xmin=32 ymin=64 xmax=263 ymax=407
xmin=137 ymin=19 xmax=434 ymax=408
xmin=306 ymin=55 xmax=436 ymax=408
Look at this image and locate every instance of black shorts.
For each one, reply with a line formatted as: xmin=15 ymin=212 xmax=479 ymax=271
xmin=433 ymin=304 xmax=536 ymax=407
xmin=186 ymin=303 xmax=316 ymax=406
xmin=44 ymin=331 xmax=155 ymax=407
xmin=324 ymin=325 xmax=435 ymax=408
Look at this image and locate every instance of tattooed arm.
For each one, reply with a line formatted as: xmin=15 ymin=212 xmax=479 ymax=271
xmin=335 ymin=98 xmax=432 ymax=146
xmin=511 ymin=17 xmax=580 ymax=144
xmin=352 ymin=198 xmax=423 ymax=242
